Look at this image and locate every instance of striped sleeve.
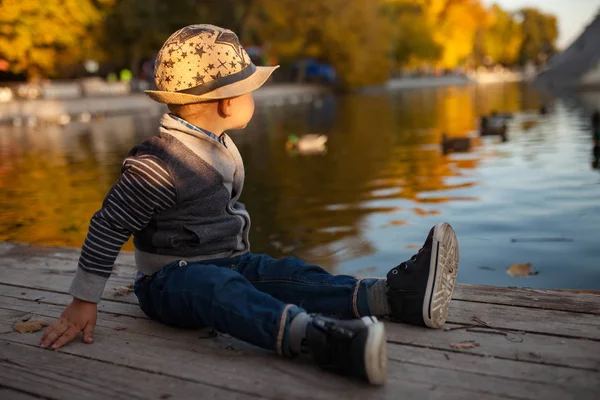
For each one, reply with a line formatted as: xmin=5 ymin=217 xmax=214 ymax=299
xmin=69 ymin=155 xmax=176 ymax=303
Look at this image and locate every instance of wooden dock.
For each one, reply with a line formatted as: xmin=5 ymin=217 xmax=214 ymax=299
xmin=1 ymin=241 xmax=599 ymax=399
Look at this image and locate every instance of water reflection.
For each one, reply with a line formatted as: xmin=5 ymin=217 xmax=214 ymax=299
xmin=1 ymin=83 xmax=599 ymax=289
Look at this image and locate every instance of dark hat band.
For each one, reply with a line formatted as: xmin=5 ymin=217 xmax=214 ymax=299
xmin=177 ymin=63 xmax=257 ymax=96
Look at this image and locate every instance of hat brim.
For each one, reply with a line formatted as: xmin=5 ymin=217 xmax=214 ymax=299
xmin=145 ymin=65 xmax=279 ymax=105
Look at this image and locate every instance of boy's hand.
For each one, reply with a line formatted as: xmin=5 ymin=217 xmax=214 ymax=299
xmin=40 ymin=298 xmax=97 ymax=350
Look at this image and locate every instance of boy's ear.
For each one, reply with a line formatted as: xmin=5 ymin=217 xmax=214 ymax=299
xmin=218 ymin=98 xmax=233 ymax=118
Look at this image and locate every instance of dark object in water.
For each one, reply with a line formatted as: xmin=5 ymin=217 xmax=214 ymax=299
xmin=479 ymin=114 xmax=508 ymax=140
xmin=510 ymin=237 xmax=574 ymax=243
xmin=592 ymin=110 xmax=599 ymax=131
xmin=540 ymin=105 xmax=548 ymax=115
xmin=441 ymin=133 xmax=471 ymax=154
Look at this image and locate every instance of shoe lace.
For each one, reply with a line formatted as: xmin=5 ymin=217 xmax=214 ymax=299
xmin=318 ymin=320 xmax=354 ymax=363
xmin=396 ymin=243 xmax=430 ymax=272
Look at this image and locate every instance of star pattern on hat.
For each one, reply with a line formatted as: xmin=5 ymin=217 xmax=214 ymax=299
xmin=162 ymin=59 xmax=175 ymax=68
xmin=214 ymin=31 xmax=244 ymax=60
xmin=171 ymin=26 xmax=215 ymax=45
xmin=194 ymin=46 xmax=206 ymax=58
xmin=153 ymin=25 xmax=260 ymax=94
xmin=193 ymin=72 xmax=205 ymax=85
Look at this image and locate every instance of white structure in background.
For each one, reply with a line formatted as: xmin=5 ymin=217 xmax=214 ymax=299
xmin=535 ymin=11 xmax=600 ymax=90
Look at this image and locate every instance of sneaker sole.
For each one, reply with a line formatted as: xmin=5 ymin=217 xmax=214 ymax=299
xmin=422 ymin=222 xmax=459 ymax=329
xmin=362 ymin=316 xmax=387 ymax=385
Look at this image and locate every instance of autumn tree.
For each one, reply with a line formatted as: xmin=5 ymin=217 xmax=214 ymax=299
xmin=252 ymin=0 xmax=392 ymax=89
xmin=0 ymin=0 xmax=114 ymax=79
xmin=384 ymin=1 xmax=442 ymax=68
xmin=473 ymin=5 xmax=523 ymax=67
xmin=518 ymin=8 xmax=558 ymax=66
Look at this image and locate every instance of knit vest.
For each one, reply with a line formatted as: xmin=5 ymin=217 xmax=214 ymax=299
xmin=129 ymin=118 xmax=250 ymax=263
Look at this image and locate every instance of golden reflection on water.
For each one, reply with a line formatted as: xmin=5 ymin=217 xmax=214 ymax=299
xmin=0 ymin=83 xmax=543 ymax=271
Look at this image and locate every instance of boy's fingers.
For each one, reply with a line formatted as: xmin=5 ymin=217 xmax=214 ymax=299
xmin=40 ymin=323 xmax=54 ymax=343
xmin=82 ymin=322 xmax=95 ymax=344
xmin=40 ymin=320 xmax=68 ymax=349
xmin=51 ymin=326 xmax=80 ymax=350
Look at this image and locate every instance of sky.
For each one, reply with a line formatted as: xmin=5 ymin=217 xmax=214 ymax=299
xmin=483 ymin=0 xmax=600 ymax=49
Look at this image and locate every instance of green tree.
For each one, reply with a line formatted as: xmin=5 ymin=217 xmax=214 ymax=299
xmin=383 ymin=2 xmax=441 ymax=68
xmin=0 ymin=0 xmax=113 ymax=79
xmin=518 ymin=8 xmax=558 ymax=66
xmin=103 ymin=0 xmax=259 ymax=78
xmin=252 ymin=0 xmax=392 ymax=89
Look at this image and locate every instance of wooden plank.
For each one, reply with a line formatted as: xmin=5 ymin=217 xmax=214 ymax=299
xmin=3 ymin=265 xmax=600 ymax=341
xmin=453 ymin=284 xmax=600 ymax=315
xmin=0 ymin=265 xmax=137 ymax=302
xmin=5 ymin=242 xmax=600 ymax=314
xmin=0 ymin=254 xmax=136 ymax=280
xmin=0 ymin=285 xmax=146 ymax=319
xmin=0 ymin=327 xmax=510 ymax=400
xmin=3 ymin=243 xmax=600 ymax=314
xmin=3 ymin=294 xmax=600 ymax=373
xmin=0 ymin=387 xmax=46 ymax=400
xmin=0 ymin=308 xmax=551 ymax=400
xmin=3 ymin=293 xmax=599 ymax=373
xmin=388 ymin=345 xmax=600 ymax=393
xmin=0 ymin=242 xmax=135 ymax=266
xmin=448 ymin=300 xmax=600 ymax=340
xmin=1 ymin=301 xmax=598 ymax=399
xmin=0 ymin=297 xmax=212 ymax=344
xmin=0 ymin=339 xmax=261 ymax=400
xmin=387 ymin=322 xmax=600 ymax=371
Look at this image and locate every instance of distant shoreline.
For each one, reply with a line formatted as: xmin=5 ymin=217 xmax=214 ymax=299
xmin=0 ymin=83 xmax=330 ymax=125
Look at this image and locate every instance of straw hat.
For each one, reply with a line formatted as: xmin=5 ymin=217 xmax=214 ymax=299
xmin=145 ymin=24 xmax=279 ymax=104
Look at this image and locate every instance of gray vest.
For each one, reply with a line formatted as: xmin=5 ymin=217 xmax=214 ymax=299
xmin=131 ymin=115 xmax=250 ymax=274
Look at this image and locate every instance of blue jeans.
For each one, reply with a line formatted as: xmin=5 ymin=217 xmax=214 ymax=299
xmin=134 ymin=252 xmax=379 ymax=357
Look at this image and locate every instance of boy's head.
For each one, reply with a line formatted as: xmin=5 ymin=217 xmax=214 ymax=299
xmin=146 ymin=24 xmax=278 ymax=129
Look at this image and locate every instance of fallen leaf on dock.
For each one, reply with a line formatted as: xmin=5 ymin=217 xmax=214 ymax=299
xmin=450 ymin=341 xmax=480 ymax=349
xmin=507 ymin=263 xmax=538 ymax=277
xmin=14 ymin=320 xmax=48 ymax=333
xmin=114 ymin=284 xmax=134 ymax=296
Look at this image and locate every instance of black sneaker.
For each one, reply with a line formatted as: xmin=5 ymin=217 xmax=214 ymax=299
xmin=386 ymin=222 xmax=459 ymax=328
xmin=305 ymin=315 xmax=387 ymax=385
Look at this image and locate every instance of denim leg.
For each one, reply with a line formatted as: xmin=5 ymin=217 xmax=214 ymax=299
xmin=134 ymin=259 xmax=304 ymax=357
xmin=236 ymin=253 xmax=380 ymax=319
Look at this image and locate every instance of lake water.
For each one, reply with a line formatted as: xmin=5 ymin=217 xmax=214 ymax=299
xmin=1 ymin=83 xmax=599 ymax=290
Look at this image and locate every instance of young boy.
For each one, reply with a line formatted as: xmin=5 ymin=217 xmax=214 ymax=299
xmin=40 ymin=25 xmax=459 ymax=385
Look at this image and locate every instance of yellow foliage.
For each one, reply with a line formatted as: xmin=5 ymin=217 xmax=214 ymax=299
xmin=0 ymin=0 xmax=114 ymax=78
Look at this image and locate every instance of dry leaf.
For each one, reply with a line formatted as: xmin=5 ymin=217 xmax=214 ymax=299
xmin=14 ymin=320 xmax=48 ymax=333
xmin=114 ymin=284 xmax=134 ymax=296
xmin=389 ymin=220 xmax=407 ymax=226
xmin=404 ymin=244 xmax=420 ymax=249
xmin=507 ymin=263 xmax=538 ymax=277
xmin=450 ymin=341 xmax=480 ymax=349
